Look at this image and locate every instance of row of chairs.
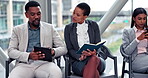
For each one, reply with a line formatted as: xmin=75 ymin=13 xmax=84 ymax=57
xmin=7 ymin=44 xmax=148 ymax=78
xmin=5 ymin=45 xmax=118 ymax=78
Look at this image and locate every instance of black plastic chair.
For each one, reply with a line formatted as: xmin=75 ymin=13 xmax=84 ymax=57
xmin=120 ymin=44 xmax=148 ymax=78
xmin=5 ymin=57 xmax=61 ymax=78
xmin=65 ymin=45 xmax=118 ymax=78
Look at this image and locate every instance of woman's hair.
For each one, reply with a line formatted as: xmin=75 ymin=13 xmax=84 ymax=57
xmin=76 ymin=2 xmax=90 ymax=16
xmin=131 ymin=7 xmax=147 ymax=28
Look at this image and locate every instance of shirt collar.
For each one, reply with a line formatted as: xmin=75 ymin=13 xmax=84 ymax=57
xmin=28 ymin=22 xmax=40 ymax=30
xmin=133 ymin=26 xmax=145 ymax=32
xmin=77 ymin=21 xmax=86 ymax=26
xmin=133 ymin=26 xmax=138 ymax=32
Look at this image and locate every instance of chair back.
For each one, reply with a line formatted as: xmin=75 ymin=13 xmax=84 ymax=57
xmin=120 ymin=44 xmax=148 ymax=78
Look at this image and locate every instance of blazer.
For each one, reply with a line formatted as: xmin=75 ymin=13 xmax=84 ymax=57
xmin=122 ymin=28 xmax=139 ymax=61
xmin=8 ymin=21 xmax=67 ymax=63
xmin=64 ymin=20 xmax=101 ymax=62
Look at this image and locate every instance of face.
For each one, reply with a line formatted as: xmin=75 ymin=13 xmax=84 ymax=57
xmin=25 ymin=6 xmax=41 ymax=28
xmin=72 ymin=7 xmax=87 ymax=24
xmin=133 ymin=13 xmax=147 ymax=29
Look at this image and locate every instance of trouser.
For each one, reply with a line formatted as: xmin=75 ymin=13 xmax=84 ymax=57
xmin=8 ymin=61 xmax=62 ymax=78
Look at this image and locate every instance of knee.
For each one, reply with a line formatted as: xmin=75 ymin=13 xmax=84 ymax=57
xmin=48 ymin=66 xmax=62 ymax=78
xmin=89 ymin=55 xmax=100 ymax=63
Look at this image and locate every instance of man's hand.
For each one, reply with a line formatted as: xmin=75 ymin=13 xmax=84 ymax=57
xmin=51 ymin=48 xmax=55 ymax=56
xmin=29 ymin=50 xmax=45 ymax=60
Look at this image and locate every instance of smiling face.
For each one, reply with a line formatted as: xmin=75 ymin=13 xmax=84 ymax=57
xmin=25 ymin=6 xmax=41 ymax=29
xmin=133 ymin=13 xmax=147 ymax=30
xmin=72 ymin=7 xmax=88 ymax=24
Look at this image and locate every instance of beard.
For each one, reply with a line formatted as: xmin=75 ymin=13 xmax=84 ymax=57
xmin=30 ymin=19 xmax=40 ymax=28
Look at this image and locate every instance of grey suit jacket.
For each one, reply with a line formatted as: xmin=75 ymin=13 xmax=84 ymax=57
xmin=122 ymin=28 xmax=139 ymax=61
xmin=8 ymin=21 xmax=67 ymax=63
xmin=64 ymin=20 xmax=101 ymax=62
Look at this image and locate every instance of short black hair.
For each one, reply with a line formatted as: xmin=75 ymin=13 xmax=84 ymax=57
xmin=25 ymin=1 xmax=41 ymax=12
xmin=76 ymin=2 xmax=90 ymax=16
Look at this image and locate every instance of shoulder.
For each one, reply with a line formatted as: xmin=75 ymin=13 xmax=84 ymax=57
xmin=86 ymin=20 xmax=99 ymax=29
xmin=13 ymin=23 xmax=27 ymax=30
xmin=65 ymin=22 xmax=76 ymax=30
xmin=65 ymin=22 xmax=75 ymax=27
xmin=123 ymin=28 xmax=134 ymax=33
xmin=40 ymin=21 xmax=53 ymax=27
xmin=86 ymin=20 xmax=97 ymax=25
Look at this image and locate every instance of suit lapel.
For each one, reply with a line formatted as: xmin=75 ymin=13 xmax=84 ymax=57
xmin=40 ymin=22 xmax=45 ymax=47
xmin=130 ymin=28 xmax=136 ymax=41
xmin=22 ymin=24 xmax=28 ymax=51
xmin=72 ymin=23 xmax=79 ymax=49
xmin=86 ymin=21 xmax=94 ymax=43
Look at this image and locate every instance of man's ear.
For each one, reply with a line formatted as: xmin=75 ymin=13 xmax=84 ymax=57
xmin=25 ymin=12 xmax=28 ymax=18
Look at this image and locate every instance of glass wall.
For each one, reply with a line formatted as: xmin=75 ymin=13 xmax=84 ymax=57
xmin=13 ymin=1 xmax=25 ymax=26
xmin=0 ymin=0 xmax=148 ymax=52
xmin=0 ymin=1 xmax=8 ymax=33
xmin=0 ymin=0 xmax=26 ymax=50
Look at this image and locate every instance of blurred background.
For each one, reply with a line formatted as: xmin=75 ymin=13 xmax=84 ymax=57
xmin=0 ymin=0 xmax=148 ymax=78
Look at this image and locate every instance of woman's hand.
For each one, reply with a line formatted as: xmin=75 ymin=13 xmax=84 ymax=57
xmin=137 ymin=32 xmax=148 ymax=40
xmin=79 ymin=49 xmax=97 ymax=61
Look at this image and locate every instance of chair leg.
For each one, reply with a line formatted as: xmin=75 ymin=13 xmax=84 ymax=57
xmin=114 ymin=57 xmax=118 ymax=78
xmin=129 ymin=58 xmax=132 ymax=78
xmin=65 ymin=56 xmax=69 ymax=78
xmin=6 ymin=61 xmax=9 ymax=78
xmin=56 ymin=56 xmax=61 ymax=68
xmin=121 ymin=61 xmax=126 ymax=78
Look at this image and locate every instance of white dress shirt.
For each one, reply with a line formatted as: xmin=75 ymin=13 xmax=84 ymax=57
xmin=76 ymin=22 xmax=90 ymax=48
xmin=134 ymin=27 xmax=148 ymax=54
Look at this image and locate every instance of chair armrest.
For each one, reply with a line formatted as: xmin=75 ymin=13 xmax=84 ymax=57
xmin=55 ymin=56 xmax=61 ymax=68
xmin=64 ymin=54 xmax=71 ymax=78
xmin=101 ymin=45 xmax=116 ymax=59
xmin=6 ymin=58 xmax=14 ymax=78
xmin=101 ymin=45 xmax=118 ymax=78
xmin=120 ymin=44 xmax=132 ymax=59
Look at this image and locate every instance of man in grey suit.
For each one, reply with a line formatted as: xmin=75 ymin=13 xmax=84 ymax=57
xmin=8 ymin=1 xmax=67 ymax=78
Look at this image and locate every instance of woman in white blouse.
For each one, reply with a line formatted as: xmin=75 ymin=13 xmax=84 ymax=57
xmin=122 ymin=7 xmax=148 ymax=73
xmin=64 ymin=2 xmax=105 ymax=78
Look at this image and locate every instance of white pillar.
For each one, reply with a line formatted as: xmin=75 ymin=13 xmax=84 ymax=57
xmin=98 ymin=0 xmax=128 ymax=34
xmin=57 ymin=0 xmax=63 ymax=27
xmin=7 ymin=0 xmax=13 ymax=34
xmin=32 ymin=0 xmax=52 ymax=23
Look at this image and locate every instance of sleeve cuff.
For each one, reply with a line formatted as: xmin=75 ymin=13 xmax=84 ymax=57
xmin=136 ymin=38 xmax=140 ymax=43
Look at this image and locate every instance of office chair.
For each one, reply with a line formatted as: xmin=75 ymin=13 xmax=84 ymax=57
xmin=65 ymin=45 xmax=118 ymax=78
xmin=120 ymin=44 xmax=148 ymax=78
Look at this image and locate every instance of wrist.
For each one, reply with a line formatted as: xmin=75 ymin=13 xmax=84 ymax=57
xmin=51 ymin=49 xmax=55 ymax=56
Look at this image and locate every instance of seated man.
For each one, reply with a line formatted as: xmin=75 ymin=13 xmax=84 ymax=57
xmin=8 ymin=1 xmax=67 ymax=78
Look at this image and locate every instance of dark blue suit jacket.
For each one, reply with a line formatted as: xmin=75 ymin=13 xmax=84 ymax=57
xmin=64 ymin=20 xmax=101 ymax=62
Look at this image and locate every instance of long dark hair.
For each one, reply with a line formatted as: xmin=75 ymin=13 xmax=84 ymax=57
xmin=131 ymin=7 xmax=147 ymax=28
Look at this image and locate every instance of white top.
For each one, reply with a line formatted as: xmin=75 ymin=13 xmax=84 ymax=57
xmin=76 ymin=22 xmax=90 ymax=48
xmin=134 ymin=26 xmax=148 ymax=54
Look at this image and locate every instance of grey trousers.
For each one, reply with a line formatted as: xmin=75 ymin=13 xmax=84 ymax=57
xmin=8 ymin=61 xmax=62 ymax=78
xmin=132 ymin=53 xmax=148 ymax=73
